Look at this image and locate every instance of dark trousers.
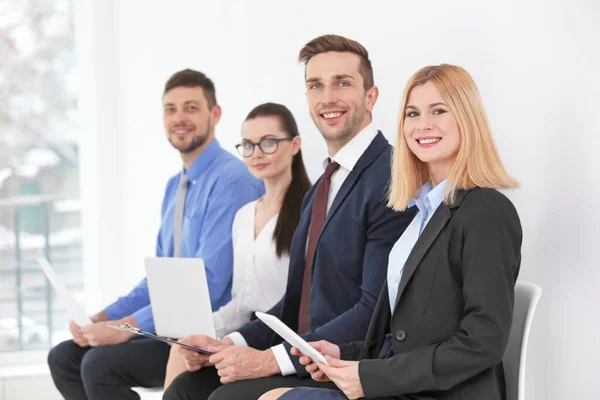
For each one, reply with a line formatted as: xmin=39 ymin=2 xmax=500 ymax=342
xmin=163 ymin=337 xmax=396 ymax=400
xmin=277 ymin=336 xmax=398 ymax=400
xmin=279 ymin=387 xmax=403 ymax=400
xmin=163 ymin=367 xmax=337 ymax=400
xmin=278 ymin=388 xmax=348 ymax=400
xmin=47 ymin=337 xmax=170 ymax=400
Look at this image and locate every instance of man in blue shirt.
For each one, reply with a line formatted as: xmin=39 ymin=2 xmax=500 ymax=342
xmin=47 ymin=69 xmax=264 ymax=400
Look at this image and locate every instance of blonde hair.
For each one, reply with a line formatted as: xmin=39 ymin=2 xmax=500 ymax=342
xmin=388 ymin=64 xmax=518 ymax=211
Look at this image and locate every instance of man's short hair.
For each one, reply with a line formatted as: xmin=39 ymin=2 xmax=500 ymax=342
xmin=163 ymin=69 xmax=217 ymax=109
xmin=298 ymin=34 xmax=374 ymax=90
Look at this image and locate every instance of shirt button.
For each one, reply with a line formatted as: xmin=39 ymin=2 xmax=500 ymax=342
xmin=395 ymin=330 xmax=406 ymax=341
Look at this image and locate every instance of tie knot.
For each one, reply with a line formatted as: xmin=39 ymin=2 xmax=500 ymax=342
xmin=324 ymin=160 xmax=340 ymax=179
xmin=179 ymin=174 xmax=189 ymax=188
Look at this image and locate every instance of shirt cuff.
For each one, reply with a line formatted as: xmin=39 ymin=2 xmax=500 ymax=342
xmin=103 ymin=302 xmax=125 ymax=321
xmin=272 ymin=344 xmax=296 ymax=376
xmin=225 ymin=331 xmax=248 ymax=346
xmin=131 ymin=307 xmax=154 ymax=332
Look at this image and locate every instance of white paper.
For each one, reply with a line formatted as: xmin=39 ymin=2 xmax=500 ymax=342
xmin=38 ymin=257 xmax=93 ymax=326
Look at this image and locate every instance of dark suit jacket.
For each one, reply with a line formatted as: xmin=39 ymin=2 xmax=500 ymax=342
xmin=339 ymin=188 xmax=522 ymax=400
xmin=237 ymin=132 xmax=416 ymax=375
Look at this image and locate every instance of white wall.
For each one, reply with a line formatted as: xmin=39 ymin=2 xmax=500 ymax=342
xmin=75 ymin=1 xmax=600 ymax=399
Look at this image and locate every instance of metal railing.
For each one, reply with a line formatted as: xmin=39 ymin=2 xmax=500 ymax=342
xmin=0 ymin=194 xmax=82 ymax=352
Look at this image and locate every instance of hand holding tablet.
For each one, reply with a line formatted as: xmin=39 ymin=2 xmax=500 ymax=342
xmin=254 ymin=311 xmax=329 ymax=365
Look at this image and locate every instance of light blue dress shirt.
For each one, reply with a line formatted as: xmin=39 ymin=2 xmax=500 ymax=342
xmin=387 ymin=179 xmax=448 ymax=311
xmin=104 ymin=139 xmax=264 ymax=331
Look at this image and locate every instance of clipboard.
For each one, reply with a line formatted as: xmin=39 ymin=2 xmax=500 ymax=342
xmin=107 ymin=323 xmax=214 ymax=355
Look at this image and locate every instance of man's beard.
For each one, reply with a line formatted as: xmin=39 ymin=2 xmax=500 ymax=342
xmin=169 ymin=120 xmax=211 ymax=154
xmin=178 ymin=133 xmax=208 ymax=154
xmin=311 ymin=104 xmax=367 ymax=144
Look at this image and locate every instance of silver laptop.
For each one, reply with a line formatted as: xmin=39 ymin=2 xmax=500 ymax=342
xmin=145 ymin=257 xmax=216 ymax=339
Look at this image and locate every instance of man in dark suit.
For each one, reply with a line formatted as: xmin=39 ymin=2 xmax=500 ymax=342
xmin=163 ymin=34 xmax=416 ymax=400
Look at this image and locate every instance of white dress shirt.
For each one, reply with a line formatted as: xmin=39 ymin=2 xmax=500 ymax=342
xmin=228 ymin=122 xmax=379 ymax=376
xmin=324 ymin=121 xmax=377 ymax=212
xmin=213 ymin=200 xmax=289 ymax=339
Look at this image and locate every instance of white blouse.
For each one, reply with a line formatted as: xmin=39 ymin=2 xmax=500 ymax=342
xmin=212 ymin=200 xmax=290 ymax=338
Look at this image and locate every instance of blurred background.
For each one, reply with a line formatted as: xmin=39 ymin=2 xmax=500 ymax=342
xmin=0 ymin=0 xmax=598 ymax=399
xmin=0 ymin=0 xmax=81 ymax=354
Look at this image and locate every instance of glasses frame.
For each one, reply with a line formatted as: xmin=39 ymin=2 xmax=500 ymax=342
xmin=235 ymin=137 xmax=293 ymax=157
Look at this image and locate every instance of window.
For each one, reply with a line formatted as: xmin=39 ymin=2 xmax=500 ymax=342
xmin=0 ymin=0 xmax=82 ymax=352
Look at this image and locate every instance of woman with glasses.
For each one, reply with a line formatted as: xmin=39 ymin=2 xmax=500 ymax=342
xmin=164 ymin=102 xmax=312 ymax=388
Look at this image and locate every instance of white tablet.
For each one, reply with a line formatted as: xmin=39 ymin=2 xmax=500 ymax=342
xmin=255 ymin=311 xmax=328 ymax=365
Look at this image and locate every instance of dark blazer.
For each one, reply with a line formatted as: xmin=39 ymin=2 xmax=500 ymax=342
xmin=339 ymin=188 xmax=522 ymax=400
xmin=237 ymin=132 xmax=416 ymax=375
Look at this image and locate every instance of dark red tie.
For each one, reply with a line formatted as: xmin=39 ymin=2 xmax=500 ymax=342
xmin=298 ymin=159 xmax=340 ymax=334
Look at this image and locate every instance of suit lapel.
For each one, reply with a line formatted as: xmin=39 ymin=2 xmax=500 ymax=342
xmin=320 ymin=168 xmax=361 ymax=233
xmin=393 ymin=204 xmax=451 ymax=311
xmin=319 ymin=132 xmax=388 ymax=235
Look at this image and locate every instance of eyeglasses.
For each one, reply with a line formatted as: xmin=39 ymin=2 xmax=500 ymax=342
xmin=235 ymin=137 xmax=293 ymax=157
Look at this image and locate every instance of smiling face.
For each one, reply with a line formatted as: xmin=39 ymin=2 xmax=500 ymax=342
xmin=162 ymin=86 xmax=220 ymax=154
xmin=305 ymin=51 xmax=377 ymax=151
xmin=403 ymin=81 xmax=461 ymax=178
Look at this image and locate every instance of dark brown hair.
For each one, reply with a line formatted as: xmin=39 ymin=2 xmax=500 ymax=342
xmin=163 ymin=69 xmax=217 ymax=109
xmin=298 ymin=34 xmax=374 ymax=90
xmin=245 ymin=103 xmax=312 ymax=257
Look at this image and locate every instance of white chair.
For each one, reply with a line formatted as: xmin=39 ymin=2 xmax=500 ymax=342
xmin=133 ymin=386 xmax=164 ymax=399
xmin=503 ymin=281 xmax=542 ymax=400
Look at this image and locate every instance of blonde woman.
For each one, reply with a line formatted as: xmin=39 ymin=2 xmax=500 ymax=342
xmin=261 ymin=64 xmax=522 ymax=400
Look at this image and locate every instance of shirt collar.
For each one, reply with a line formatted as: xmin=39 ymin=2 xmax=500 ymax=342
xmin=183 ymin=138 xmax=222 ymax=181
xmin=321 ymin=121 xmax=378 ymax=171
xmin=410 ymin=179 xmax=448 ymax=214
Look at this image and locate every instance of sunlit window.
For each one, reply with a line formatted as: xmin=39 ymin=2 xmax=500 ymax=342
xmin=0 ymin=0 xmax=82 ymax=352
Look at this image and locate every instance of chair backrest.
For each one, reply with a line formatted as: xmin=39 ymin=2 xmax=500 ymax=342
xmin=503 ymin=281 xmax=542 ymax=400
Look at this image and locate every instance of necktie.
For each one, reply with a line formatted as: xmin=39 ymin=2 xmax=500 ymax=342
xmin=173 ymin=174 xmax=189 ymax=257
xmin=298 ymin=160 xmax=340 ymax=333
